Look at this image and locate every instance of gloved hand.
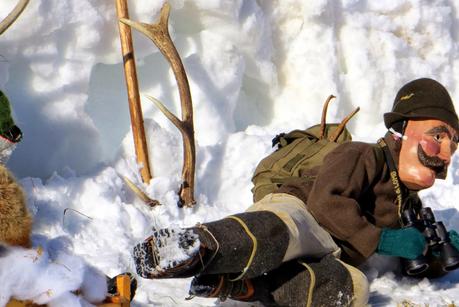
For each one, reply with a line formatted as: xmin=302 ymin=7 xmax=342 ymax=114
xmin=377 ymin=227 xmax=426 ymax=259
xmin=449 ymin=230 xmax=459 ymax=251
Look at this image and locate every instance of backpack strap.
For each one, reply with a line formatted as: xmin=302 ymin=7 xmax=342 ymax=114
xmin=376 ymin=138 xmax=406 ymax=222
xmin=372 ymin=143 xmax=385 ymax=175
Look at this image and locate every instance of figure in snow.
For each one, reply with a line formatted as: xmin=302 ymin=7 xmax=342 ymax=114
xmin=133 ymin=78 xmax=459 ymax=306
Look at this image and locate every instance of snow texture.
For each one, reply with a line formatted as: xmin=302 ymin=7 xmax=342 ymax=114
xmin=153 ymin=228 xmax=200 ymax=271
xmin=1 ymin=0 xmax=459 ymax=306
xmin=132 ymin=227 xmax=200 ymax=278
xmin=0 ymin=237 xmax=107 ymax=306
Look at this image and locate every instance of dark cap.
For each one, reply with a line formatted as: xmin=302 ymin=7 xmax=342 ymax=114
xmin=384 ymin=78 xmax=459 ymax=133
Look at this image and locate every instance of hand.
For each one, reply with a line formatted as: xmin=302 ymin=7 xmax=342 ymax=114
xmin=449 ymin=230 xmax=459 ymax=251
xmin=377 ymin=227 xmax=426 ymax=259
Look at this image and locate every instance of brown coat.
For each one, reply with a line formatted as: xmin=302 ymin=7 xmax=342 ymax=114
xmin=278 ymin=134 xmax=406 ymax=265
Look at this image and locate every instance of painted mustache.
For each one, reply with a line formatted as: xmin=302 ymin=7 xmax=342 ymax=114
xmin=417 ymin=144 xmax=448 ymax=179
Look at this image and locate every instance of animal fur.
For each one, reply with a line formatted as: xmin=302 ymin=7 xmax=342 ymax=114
xmin=0 ymin=164 xmax=32 ymax=247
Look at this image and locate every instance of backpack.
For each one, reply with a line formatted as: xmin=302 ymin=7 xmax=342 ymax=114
xmin=251 ymin=96 xmax=360 ymax=202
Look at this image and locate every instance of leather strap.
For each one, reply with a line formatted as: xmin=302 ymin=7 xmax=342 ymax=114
xmin=377 ymin=138 xmax=406 ymax=222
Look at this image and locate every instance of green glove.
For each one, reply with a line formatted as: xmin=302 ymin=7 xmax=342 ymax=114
xmin=377 ymin=227 xmax=426 ymax=259
xmin=449 ymin=230 xmax=459 ymax=251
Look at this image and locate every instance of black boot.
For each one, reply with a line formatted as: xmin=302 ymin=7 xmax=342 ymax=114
xmin=133 ymin=211 xmax=290 ymax=279
xmin=263 ymin=255 xmax=367 ymax=307
xmin=188 ymin=255 xmax=366 ymax=307
xmin=188 ymin=273 xmax=278 ymax=305
xmin=133 ymin=227 xmax=204 ymax=279
xmin=188 ymin=274 xmax=257 ymax=302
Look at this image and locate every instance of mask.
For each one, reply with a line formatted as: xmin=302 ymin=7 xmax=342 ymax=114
xmin=398 ymin=119 xmax=457 ymax=190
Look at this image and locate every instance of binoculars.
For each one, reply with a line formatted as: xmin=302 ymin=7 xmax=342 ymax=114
xmin=400 ymin=207 xmax=459 ymax=277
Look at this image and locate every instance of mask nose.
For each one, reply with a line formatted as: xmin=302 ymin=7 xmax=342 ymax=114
xmin=438 ymin=140 xmax=454 ymax=165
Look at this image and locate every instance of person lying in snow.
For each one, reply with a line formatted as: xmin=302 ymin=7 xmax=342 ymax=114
xmin=0 ymin=91 xmax=136 ymax=305
xmin=132 ymin=78 xmax=459 ymax=306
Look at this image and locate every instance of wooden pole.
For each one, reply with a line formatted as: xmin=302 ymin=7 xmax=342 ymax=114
xmin=115 ymin=0 xmax=152 ymax=183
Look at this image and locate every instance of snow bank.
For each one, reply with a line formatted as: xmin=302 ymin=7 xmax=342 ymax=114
xmin=1 ymin=0 xmax=459 ymax=306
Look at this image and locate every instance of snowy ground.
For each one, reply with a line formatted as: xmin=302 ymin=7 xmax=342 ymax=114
xmin=2 ymin=0 xmax=459 ymax=306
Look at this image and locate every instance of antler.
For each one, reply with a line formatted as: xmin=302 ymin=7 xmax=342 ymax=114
xmin=0 ymin=0 xmax=29 ymax=35
xmin=120 ymin=3 xmax=196 ymax=207
xmin=328 ymin=107 xmax=360 ymax=142
xmin=319 ymin=95 xmax=336 ymax=139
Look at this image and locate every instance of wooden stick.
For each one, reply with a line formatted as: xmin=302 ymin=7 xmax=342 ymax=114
xmin=115 ymin=0 xmax=152 ymax=184
xmin=319 ymin=95 xmax=335 ymax=139
xmin=0 ymin=0 xmax=29 ymax=35
xmin=122 ymin=175 xmax=161 ymax=207
xmin=328 ymin=107 xmax=360 ymax=142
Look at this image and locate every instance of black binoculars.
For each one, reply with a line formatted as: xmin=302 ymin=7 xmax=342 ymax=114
xmin=400 ymin=207 xmax=459 ymax=277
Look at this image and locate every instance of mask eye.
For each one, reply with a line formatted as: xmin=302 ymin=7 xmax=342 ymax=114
xmin=433 ymin=134 xmax=442 ymax=142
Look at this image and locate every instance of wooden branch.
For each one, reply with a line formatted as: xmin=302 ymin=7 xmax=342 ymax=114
xmin=329 ymin=107 xmax=360 ymax=142
xmin=115 ymin=0 xmax=152 ymax=184
xmin=120 ymin=2 xmax=196 ymax=207
xmin=319 ymin=95 xmax=335 ymax=139
xmin=0 ymin=0 xmax=30 ymax=35
xmin=122 ymin=176 xmax=161 ymax=208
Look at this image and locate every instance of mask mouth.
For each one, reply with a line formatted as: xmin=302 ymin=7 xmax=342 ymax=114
xmin=417 ymin=144 xmax=448 ymax=179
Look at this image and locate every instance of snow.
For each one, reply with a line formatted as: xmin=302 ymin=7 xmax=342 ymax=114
xmin=0 ymin=237 xmax=107 ymax=306
xmin=150 ymin=227 xmax=201 ymax=271
xmin=1 ymin=0 xmax=459 ymax=306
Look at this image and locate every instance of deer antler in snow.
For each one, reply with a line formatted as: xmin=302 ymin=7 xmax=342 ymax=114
xmin=120 ymin=3 xmax=197 ymax=208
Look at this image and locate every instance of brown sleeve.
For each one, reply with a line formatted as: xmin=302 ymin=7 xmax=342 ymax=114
xmin=306 ymin=142 xmax=382 ymax=258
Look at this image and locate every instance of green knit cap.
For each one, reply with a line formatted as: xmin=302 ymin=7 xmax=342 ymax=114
xmin=0 ymin=91 xmax=21 ymax=143
xmin=384 ymin=78 xmax=459 ymax=134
